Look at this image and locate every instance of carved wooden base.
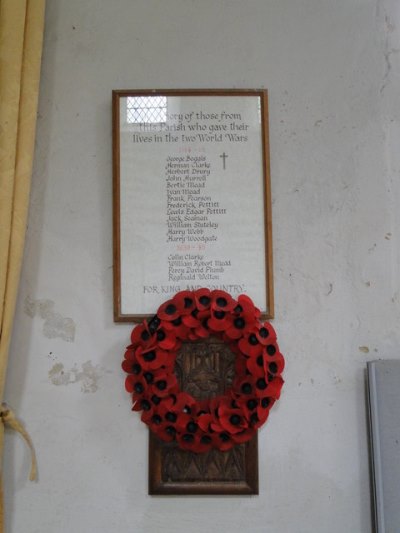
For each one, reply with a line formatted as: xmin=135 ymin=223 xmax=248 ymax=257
xmin=149 ymin=431 xmax=258 ymax=495
xmin=148 ymin=337 xmax=259 ymax=495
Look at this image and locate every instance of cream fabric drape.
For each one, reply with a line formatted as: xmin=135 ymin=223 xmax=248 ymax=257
xmin=0 ymin=0 xmax=46 ymax=530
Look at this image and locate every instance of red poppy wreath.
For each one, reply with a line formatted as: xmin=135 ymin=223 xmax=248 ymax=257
xmin=122 ymin=288 xmax=285 ymax=453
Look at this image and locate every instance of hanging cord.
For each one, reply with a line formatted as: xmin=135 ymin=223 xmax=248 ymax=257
xmin=0 ymin=403 xmax=37 ymax=481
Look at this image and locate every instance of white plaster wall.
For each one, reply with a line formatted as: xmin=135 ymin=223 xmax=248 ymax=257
xmin=4 ymin=0 xmax=400 ymax=532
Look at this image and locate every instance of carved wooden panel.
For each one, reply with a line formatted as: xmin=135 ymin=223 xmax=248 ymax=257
xmin=149 ymin=338 xmax=259 ymax=495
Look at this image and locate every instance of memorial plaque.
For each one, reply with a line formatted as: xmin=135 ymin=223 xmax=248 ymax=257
xmin=148 ymin=337 xmax=259 ymax=495
xmin=113 ymin=89 xmax=273 ymax=321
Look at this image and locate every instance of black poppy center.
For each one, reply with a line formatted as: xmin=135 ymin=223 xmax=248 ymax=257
xmin=172 ymin=316 xmax=182 ymax=326
xmin=148 ymin=316 xmax=160 ymax=334
xmin=182 ymin=434 xmax=194 ymax=442
xmin=134 ymin=383 xmax=144 ymax=393
xmin=220 ymin=433 xmax=230 ymax=442
xmin=241 ymin=383 xmax=252 ymax=394
xmin=165 ymin=304 xmax=177 ymax=315
xmin=256 ymin=355 xmax=264 ymax=367
xmin=151 ymin=415 xmax=162 ymax=425
xmin=151 ymin=395 xmax=161 ymax=405
xmin=156 ymin=330 xmax=166 ymax=341
xmin=234 ymin=304 xmax=243 ymax=313
xmin=184 ymin=297 xmax=193 ymax=308
xmin=256 ymin=378 xmax=267 ymax=390
xmin=132 ymin=363 xmax=141 ymax=375
xmin=191 ymin=308 xmax=199 ymax=318
xmin=141 ymin=330 xmax=150 ymax=341
xmin=229 ymin=414 xmax=241 ymax=426
xmin=261 ymin=398 xmax=270 ymax=408
xmin=143 ymin=350 xmax=156 ymax=362
xmin=234 ymin=317 xmax=245 ymax=329
xmin=201 ymin=435 xmax=212 ymax=444
xmin=266 ymin=344 xmax=276 ymax=356
xmin=250 ymin=413 xmax=259 ymax=424
xmin=247 ymin=399 xmax=258 ymax=410
xmin=166 ymin=426 xmax=176 ymax=436
xmin=156 ymin=380 xmax=167 ymax=390
xmin=186 ymin=422 xmax=198 ymax=433
xmin=249 ymin=334 xmax=258 ymax=346
xmin=269 ymin=362 xmax=278 ymax=373
xmin=199 ymin=295 xmax=210 ymax=306
xmin=214 ymin=310 xmax=226 ymax=319
xmin=141 ymin=400 xmax=151 ymax=411
xmin=165 ymin=412 xmax=177 ymax=422
xmin=216 ymin=297 xmax=227 ymax=307
xmin=259 ymin=327 xmax=269 ymax=338
xmin=144 ymin=372 xmax=154 ymax=383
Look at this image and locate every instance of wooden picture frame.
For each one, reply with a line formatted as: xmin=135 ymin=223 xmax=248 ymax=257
xmin=113 ymin=89 xmax=273 ymax=322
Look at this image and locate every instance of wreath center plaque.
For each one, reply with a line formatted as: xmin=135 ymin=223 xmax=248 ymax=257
xmin=149 ymin=338 xmax=259 ymax=495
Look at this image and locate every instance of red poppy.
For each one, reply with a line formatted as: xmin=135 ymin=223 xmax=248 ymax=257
xmin=210 ymin=290 xmax=236 ymax=312
xmin=235 ymin=394 xmax=259 ymax=421
xmin=150 ymin=326 xmax=179 ymax=350
xmin=157 ymin=299 xmax=182 ymax=321
xmin=173 ymin=290 xmax=196 ymax=315
xmin=176 ymin=431 xmax=205 ymax=452
xmin=125 ymin=374 xmax=147 ymax=399
xmin=231 ymin=428 xmax=255 ymax=444
xmin=148 ymin=370 xmax=179 ymax=398
xmin=121 ymin=348 xmax=141 ymax=374
xmin=162 ymin=317 xmax=189 ymax=340
xmin=130 ymin=322 xmax=154 ymax=348
xmin=246 ymin=352 xmax=266 ymax=377
xmin=207 ymin=309 xmax=233 ymax=332
xmin=197 ymin=413 xmax=213 ymax=432
xmin=182 ymin=308 xmax=209 ymax=329
xmin=225 ymin=312 xmax=256 ymax=340
xmin=193 ymin=320 xmax=210 ymax=339
xmin=153 ymin=421 xmax=179 ymax=442
xmin=163 ymin=392 xmax=196 ymax=412
xmin=238 ymin=330 xmax=264 ymax=357
xmin=217 ymin=401 xmax=248 ymax=434
xmin=194 ymin=432 xmax=215 ymax=453
xmin=263 ymin=376 xmax=284 ymax=400
xmin=215 ymin=432 xmax=236 ymax=451
xmin=135 ymin=346 xmax=173 ymax=371
xmin=194 ymin=288 xmax=212 ymax=311
xmin=232 ymin=374 xmax=257 ymax=399
xmin=135 ymin=399 xmax=156 ymax=424
xmin=236 ymin=294 xmax=261 ymax=318
xmin=256 ymin=322 xmax=277 ymax=345
xmin=247 ymin=346 xmax=285 ymax=377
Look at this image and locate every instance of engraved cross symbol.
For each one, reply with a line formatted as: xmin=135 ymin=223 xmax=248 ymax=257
xmin=220 ymin=152 xmax=228 ymax=170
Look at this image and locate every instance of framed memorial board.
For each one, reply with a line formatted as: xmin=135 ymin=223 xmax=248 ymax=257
xmin=113 ymin=89 xmax=273 ymax=322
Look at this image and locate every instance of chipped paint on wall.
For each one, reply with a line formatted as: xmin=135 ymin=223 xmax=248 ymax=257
xmin=24 ymin=295 xmax=75 ymax=342
xmin=48 ymin=360 xmax=103 ymax=393
xmin=359 ymin=346 xmax=370 ymax=354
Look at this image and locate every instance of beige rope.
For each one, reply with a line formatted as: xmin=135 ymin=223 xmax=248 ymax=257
xmin=0 ymin=403 xmax=37 ymax=481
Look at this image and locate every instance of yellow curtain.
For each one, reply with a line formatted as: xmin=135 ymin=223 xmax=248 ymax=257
xmin=0 ymin=0 xmax=46 ymax=530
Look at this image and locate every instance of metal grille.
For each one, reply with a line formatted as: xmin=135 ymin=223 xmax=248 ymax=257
xmin=126 ymin=96 xmax=167 ymax=124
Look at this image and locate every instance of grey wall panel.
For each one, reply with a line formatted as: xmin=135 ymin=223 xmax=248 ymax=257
xmin=367 ymin=360 xmax=400 ymax=533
